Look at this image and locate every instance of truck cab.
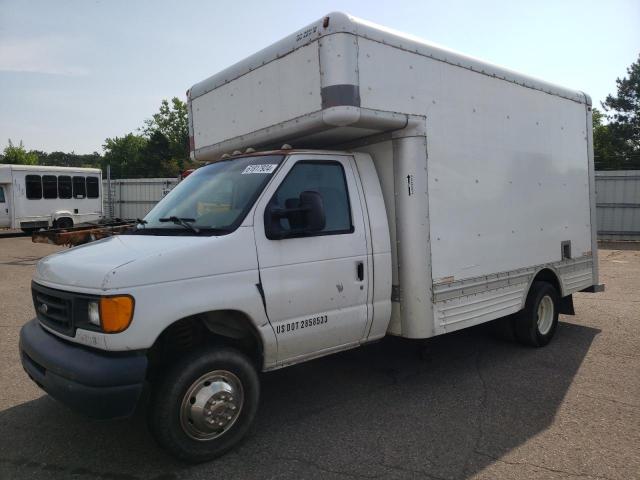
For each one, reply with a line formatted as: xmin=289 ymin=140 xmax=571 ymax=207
xmin=20 ymin=149 xmax=391 ymax=461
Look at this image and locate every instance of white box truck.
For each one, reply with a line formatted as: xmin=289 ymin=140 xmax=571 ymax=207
xmin=19 ymin=12 xmax=603 ymax=462
xmin=0 ymin=164 xmax=103 ymax=231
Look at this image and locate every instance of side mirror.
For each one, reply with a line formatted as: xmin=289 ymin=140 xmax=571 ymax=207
xmin=265 ymin=190 xmax=326 ymax=239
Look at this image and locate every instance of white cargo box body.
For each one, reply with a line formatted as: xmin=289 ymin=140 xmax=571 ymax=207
xmin=188 ymin=12 xmax=597 ymax=338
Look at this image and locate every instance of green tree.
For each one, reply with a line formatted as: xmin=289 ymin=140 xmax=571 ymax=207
xmin=102 ymin=134 xmax=148 ymax=178
xmin=141 ymin=131 xmax=180 ymax=177
xmin=142 ymin=97 xmax=189 ymax=170
xmin=31 ymin=150 xmax=102 ymax=168
xmin=593 ymin=108 xmax=619 ymax=169
xmin=598 ymin=54 xmax=640 ymax=169
xmin=1 ymin=139 xmax=38 ymax=165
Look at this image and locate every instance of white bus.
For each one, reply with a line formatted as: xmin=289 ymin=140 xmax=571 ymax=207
xmin=0 ymin=164 xmax=103 ymax=232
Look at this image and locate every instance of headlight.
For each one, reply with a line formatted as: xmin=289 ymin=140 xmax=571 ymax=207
xmin=86 ymin=295 xmax=135 ymax=333
xmin=88 ymin=301 xmax=100 ymax=326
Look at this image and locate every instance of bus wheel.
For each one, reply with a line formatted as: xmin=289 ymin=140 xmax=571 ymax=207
xmin=55 ymin=218 xmax=73 ymax=229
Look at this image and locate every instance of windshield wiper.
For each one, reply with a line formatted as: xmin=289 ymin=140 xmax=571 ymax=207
xmin=159 ymin=216 xmax=200 ymax=233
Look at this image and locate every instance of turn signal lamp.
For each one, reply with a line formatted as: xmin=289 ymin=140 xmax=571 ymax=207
xmin=99 ymin=296 xmax=135 ymax=333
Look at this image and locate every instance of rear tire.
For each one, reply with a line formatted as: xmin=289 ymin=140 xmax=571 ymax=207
xmin=55 ymin=217 xmax=73 ymax=229
xmin=512 ymin=281 xmax=560 ymax=347
xmin=148 ymin=346 xmax=260 ymax=463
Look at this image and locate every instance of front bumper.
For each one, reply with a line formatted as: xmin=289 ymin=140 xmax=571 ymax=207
xmin=19 ymin=319 xmax=148 ymax=419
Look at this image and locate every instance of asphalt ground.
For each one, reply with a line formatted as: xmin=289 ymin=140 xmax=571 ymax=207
xmin=0 ymin=235 xmax=638 ymax=479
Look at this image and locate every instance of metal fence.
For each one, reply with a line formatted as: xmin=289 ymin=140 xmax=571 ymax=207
xmin=595 ymin=171 xmax=640 ymax=241
xmin=103 ymin=178 xmax=179 ymax=220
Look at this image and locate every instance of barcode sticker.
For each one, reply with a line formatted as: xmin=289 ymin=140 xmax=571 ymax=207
xmin=241 ymin=164 xmax=278 ymax=174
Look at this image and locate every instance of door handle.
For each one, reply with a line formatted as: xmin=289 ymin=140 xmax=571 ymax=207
xmin=356 ymin=261 xmax=364 ymax=281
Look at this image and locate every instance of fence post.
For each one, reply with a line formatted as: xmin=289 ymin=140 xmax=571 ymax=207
xmin=106 ymin=164 xmax=113 ymax=219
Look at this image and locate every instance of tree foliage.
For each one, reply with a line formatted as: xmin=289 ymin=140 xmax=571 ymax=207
xmin=141 ymin=97 xmax=189 ymax=170
xmin=593 ymin=108 xmax=620 ymax=169
xmin=32 ymin=150 xmax=102 ymax=168
xmin=102 ymin=133 xmax=149 ymax=178
xmin=1 ymin=139 xmax=38 ymax=165
xmin=101 ymin=97 xmax=190 ymax=178
xmin=595 ymin=54 xmax=640 ymax=170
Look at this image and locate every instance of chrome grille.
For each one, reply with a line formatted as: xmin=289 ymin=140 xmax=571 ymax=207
xmin=31 ymin=283 xmax=74 ymax=335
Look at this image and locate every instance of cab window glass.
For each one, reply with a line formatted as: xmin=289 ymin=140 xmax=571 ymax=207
xmin=86 ymin=177 xmax=99 ymax=198
xmin=73 ymin=176 xmax=86 ymax=198
xmin=58 ymin=176 xmax=72 ymax=199
xmin=0 ymin=186 xmax=5 ymax=203
xmin=270 ymin=161 xmax=352 ymax=235
xmin=43 ymin=175 xmax=58 ymax=199
xmin=26 ymin=175 xmax=42 ymax=199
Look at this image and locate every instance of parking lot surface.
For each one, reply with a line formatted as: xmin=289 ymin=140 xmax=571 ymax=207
xmin=0 ymin=235 xmax=638 ymax=479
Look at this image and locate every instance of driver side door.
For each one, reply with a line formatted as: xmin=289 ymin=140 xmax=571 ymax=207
xmin=253 ymin=154 xmax=371 ymax=364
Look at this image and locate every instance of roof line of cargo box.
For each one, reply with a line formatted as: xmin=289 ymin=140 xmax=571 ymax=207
xmin=189 ymin=11 xmax=590 ymax=106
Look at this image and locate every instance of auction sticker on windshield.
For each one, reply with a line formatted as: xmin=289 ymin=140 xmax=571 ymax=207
xmin=242 ymin=164 xmax=278 ymax=174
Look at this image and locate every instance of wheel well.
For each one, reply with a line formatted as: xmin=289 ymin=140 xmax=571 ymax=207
xmin=531 ymin=268 xmax=563 ymax=297
xmin=146 ymin=310 xmax=263 ymax=380
xmin=54 ymin=216 xmax=73 ymax=228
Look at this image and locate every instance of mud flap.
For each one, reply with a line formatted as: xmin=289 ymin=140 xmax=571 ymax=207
xmin=559 ymin=294 xmax=575 ymax=315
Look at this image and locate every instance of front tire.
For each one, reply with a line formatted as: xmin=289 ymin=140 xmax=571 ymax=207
xmin=148 ymin=346 xmax=260 ymax=463
xmin=512 ymin=281 xmax=560 ymax=347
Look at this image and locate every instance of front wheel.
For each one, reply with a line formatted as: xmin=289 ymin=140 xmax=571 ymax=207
xmin=512 ymin=281 xmax=560 ymax=347
xmin=148 ymin=346 xmax=260 ymax=463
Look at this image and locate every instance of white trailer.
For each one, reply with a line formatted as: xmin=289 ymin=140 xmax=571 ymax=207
xmin=0 ymin=164 xmax=103 ymax=231
xmin=20 ymin=12 xmax=602 ymax=462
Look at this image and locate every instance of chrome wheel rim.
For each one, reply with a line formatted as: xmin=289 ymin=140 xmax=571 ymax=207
xmin=537 ymin=295 xmax=554 ymax=335
xmin=180 ymin=370 xmax=244 ymax=441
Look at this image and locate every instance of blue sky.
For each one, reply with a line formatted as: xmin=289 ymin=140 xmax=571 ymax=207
xmin=1 ymin=0 xmax=638 ymax=154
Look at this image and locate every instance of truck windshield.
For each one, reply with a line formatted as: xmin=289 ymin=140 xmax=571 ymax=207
xmin=141 ymin=154 xmax=284 ymax=235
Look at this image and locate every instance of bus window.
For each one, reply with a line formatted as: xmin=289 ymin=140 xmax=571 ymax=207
xmin=26 ymin=175 xmax=42 ymax=199
xmin=73 ymin=176 xmax=86 ymax=198
xmin=58 ymin=176 xmax=72 ymax=199
xmin=43 ymin=175 xmax=58 ymax=199
xmin=86 ymin=177 xmax=100 ymax=198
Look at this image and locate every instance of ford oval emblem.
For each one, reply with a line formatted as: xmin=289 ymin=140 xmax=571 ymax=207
xmin=39 ymin=303 xmax=48 ymax=314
